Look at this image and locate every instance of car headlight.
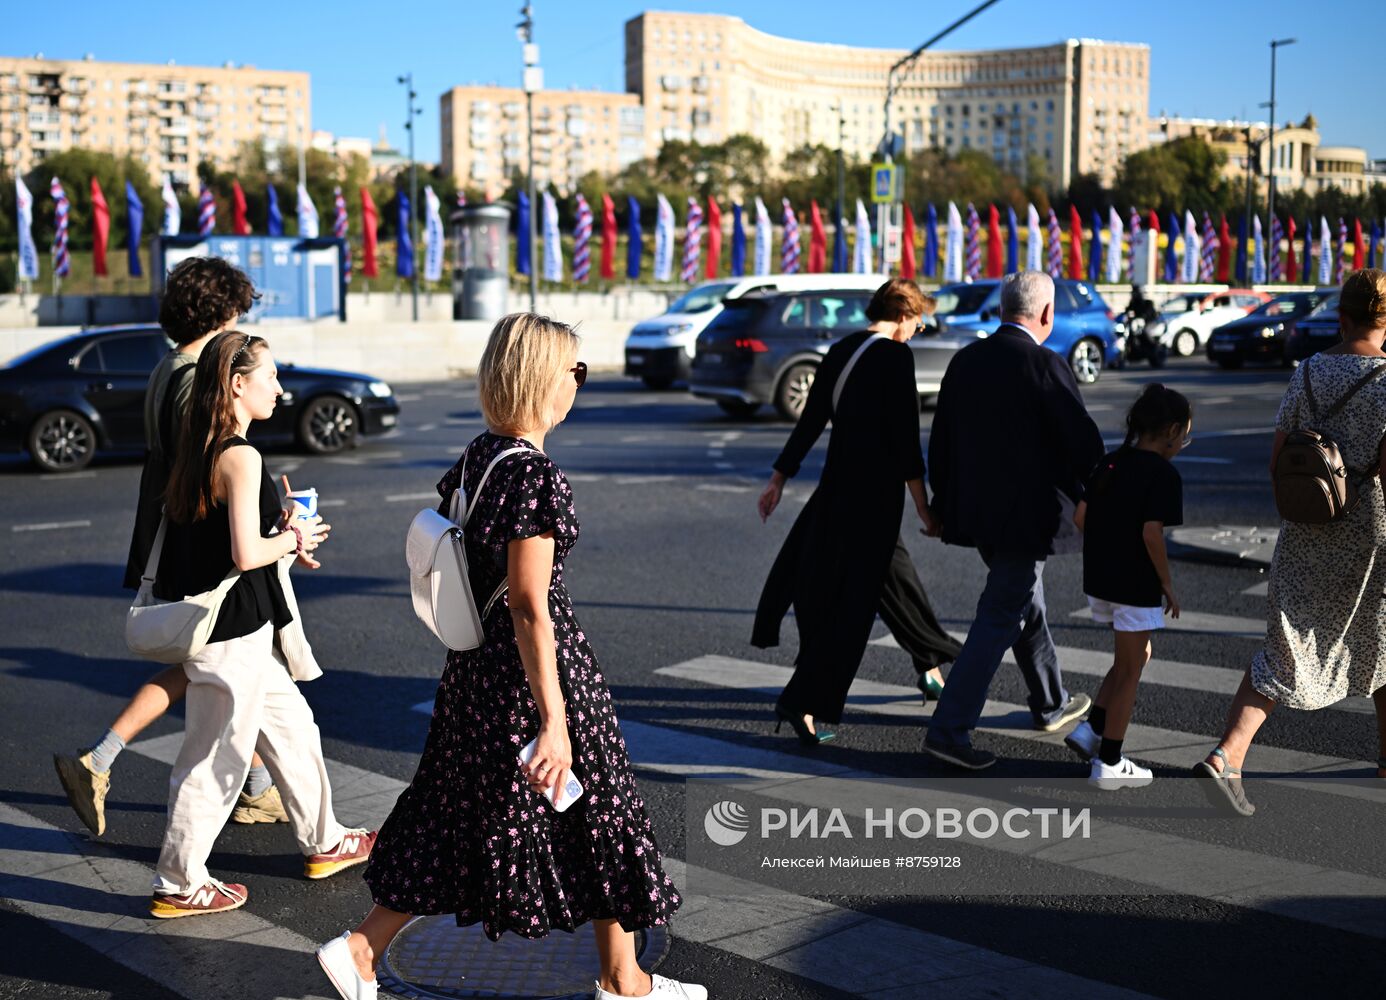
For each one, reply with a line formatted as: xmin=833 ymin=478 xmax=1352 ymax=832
xmin=367 ymin=380 xmax=393 ymax=397
xmin=667 ymin=323 xmax=695 ymax=336
xmin=1258 ymin=326 xmax=1277 ymax=339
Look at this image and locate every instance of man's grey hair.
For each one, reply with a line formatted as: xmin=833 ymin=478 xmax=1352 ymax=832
xmin=999 ymin=271 xmax=1055 ymax=321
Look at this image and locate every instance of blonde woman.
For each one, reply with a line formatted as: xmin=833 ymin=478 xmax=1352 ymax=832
xmin=317 ymin=314 xmax=700 ymax=1000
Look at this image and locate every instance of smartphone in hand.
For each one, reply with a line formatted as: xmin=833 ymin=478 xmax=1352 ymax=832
xmin=518 ymin=738 xmax=584 ymax=812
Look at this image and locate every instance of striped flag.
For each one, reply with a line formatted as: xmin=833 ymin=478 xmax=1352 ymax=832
xmin=1200 ymin=212 xmax=1218 ymax=281
xmin=333 ymin=187 xmax=351 ymax=284
xmin=1318 ymin=217 xmax=1333 ymax=284
xmin=197 ymin=186 xmax=215 ymax=236
xmin=753 ymin=197 xmax=772 ymax=276
xmin=1026 ymin=204 xmax=1043 ymax=271
xmin=682 ymin=196 xmax=702 ymax=283
xmin=1127 ymin=208 xmax=1141 ymax=280
xmin=654 ymin=193 xmax=675 ymax=281
xmin=1046 ymin=208 xmax=1062 ymax=278
xmin=781 ymin=198 xmax=800 ymax=274
xmin=1269 ymin=216 xmax=1283 ymax=281
xmin=573 ymin=194 xmax=593 ymax=284
xmin=50 ymin=178 xmax=70 ymax=278
xmin=1336 ymin=216 xmax=1348 ymax=282
xmin=160 ymin=177 xmax=181 ymax=236
xmin=964 ymin=203 xmax=981 ymax=280
xmin=1252 ymin=215 xmax=1266 ymax=284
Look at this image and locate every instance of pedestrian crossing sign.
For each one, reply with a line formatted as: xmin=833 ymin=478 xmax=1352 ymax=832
xmin=871 ymin=163 xmax=898 ymax=204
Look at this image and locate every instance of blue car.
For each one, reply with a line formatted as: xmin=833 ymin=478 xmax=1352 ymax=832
xmin=931 ymin=279 xmax=1122 ymax=383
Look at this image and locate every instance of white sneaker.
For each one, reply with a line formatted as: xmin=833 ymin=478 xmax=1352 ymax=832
xmin=594 ymin=973 xmax=708 ymax=1000
xmin=317 ymin=932 xmax=377 ymax=1000
xmin=1089 ymin=756 xmax=1154 ymax=790
xmin=1064 ymin=720 xmax=1100 ymax=762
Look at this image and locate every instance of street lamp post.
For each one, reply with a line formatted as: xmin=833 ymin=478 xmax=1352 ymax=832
xmin=397 ymin=73 xmax=421 ymax=321
xmin=518 ymin=5 xmax=540 ymax=312
xmin=835 ymin=101 xmax=846 ymax=269
xmin=1266 ymin=38 xmax=1296 ymax=254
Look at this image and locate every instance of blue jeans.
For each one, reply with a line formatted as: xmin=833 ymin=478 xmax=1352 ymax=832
xmin=926 ymin=548 xmax=1070 ymax=747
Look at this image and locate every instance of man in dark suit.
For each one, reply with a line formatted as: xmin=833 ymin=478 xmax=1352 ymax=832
xmin=924 ymin=271 xmax=1105 ymax=769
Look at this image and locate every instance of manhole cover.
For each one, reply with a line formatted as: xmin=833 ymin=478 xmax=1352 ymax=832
xmin=379 ymin=916 xmax=669 ymax=999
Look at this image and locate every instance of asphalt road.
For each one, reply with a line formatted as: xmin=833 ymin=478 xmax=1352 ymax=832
xmin=2 ymin=356 xmax=1383 ymax=999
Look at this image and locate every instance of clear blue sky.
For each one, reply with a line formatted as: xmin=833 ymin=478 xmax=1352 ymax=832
xmin=7 ymin=1 xmax=1380 ymax=165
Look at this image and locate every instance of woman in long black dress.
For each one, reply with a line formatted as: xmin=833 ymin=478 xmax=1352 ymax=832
xmin=316 ymin=314 xmax=700 ymax=1000
xmin=754 ymin=279 xmax=948 ymax=745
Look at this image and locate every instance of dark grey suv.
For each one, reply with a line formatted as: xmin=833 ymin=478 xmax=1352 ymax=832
xmin=688 ymin=288 xmax=967 ymax=420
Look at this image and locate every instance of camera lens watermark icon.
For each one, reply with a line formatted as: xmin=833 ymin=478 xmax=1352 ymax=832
xmin=704 ymin=800 xmax=750 ymax=847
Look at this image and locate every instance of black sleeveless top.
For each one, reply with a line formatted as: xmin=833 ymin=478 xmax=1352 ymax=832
xmin=155 ymin=438 xmax=293 ymax=643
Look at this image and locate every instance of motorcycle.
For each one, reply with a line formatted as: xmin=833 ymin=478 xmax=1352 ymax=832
xmin=1118 ymin=311 xmax=1168 ymax=368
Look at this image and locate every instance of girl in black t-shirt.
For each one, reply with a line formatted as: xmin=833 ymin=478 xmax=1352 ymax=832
xmin=1068 ymin=385 xmax=1191 ymax=790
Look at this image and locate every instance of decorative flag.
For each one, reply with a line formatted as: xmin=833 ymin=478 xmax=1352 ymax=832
xmin=1370 ymin=221 xmax=1382 ymax=273
xmin=1182 ymin=210 xmax=1199 ymax=285
xmin=1252 ymin=215 xmax=1266 ymax=284
xmin=807 ymin=199 xmax=827 ymax=274
xmin=573 ymin=193 xmax=592 ymax=284
xmin=730 ymin=202 xmax=745 ymax=277
xmin=653 ymin=193 xmax=675 ymax=281
xmin=1005 ymin=205 xmax=1019 ymax=275
xmin=1200 ymin=212 xmax=1218 ymax=281
xmin=781 ymin=199 xmax=800 ymax=275
xmin=197 ymin=185 xmax=215 ymax=236
xmin=1166 ymin=213 xmax=1182 ymax=283
xmin=91 ymin=178 xmax=110 ymax=278
xmin=1270 ymin=216 xmax=1283 ymax=281
xmin=626 ymin=196 xmax=642 ymax=280
xmin=1353 ymin=218 xmax=1366 ymax=275
xmin=359 ymin=187 xmax=379 ymax=278
xmin=984 ymin=204 xmax=1002 ymax=279
xmin=682 ymin=196 xmax=702 ymax=283
xmin=1106 ymin=207 xmax=1123 ymax=284
xmin=160 ymin=177 xmax=181 ymax=236
xmin=1067 ymin=204 xmax=1084 ymax=280
xmin=232 ymin=181 xmax=250 ymax=235
xmin=333 ymin=187 xmax=351 ymax=283
xmin=540 ymin=189 xmax=561 ymax=282
xmin=964 ymin=203 xmax=981 ymax=280
xmin=1046 ymin=208 xmax=1062 ymax=278
xmin=297 ymin=183 xmax=319 ymax=238
xmin=1088 ymin=209 xmax=1102 ymax=284
xmin=425 ymin=185 xmax=446 ymax=282
xmin=901 ymin=204 xmax=917 ymax=280
xmin=1336 ymin=217 xmax=1348 ymax=283
xmin=753 ymin=197 xmax=772 ymax=276
xmin=706 ymin=197 xmax=723 ymax=279
xmin=1286 ymin=216 xmax=1298 ymax=281
xmin=515 ymin=191 xmax=530 ymax=276
xmin=266 ymin=186 xmax=283 ymax=237
xmin=832 ymin=197 xmax=847 ymax=274
xmin=1216 ymin=214 xmax=1232 ymax=283
xmin=397 ymin=190 xmax=414 ymax=279
xmin=1235 ymin=215 xmax=1248 ymax=284
xmin=1026 ymin=203 xmax=1043 ymax=271
xmin=923 ymin=202 xmax=939 ymax=278
xmin=1127 ymin=208 xmax=1142 ymax=280
xmin=944 ymin=201 xmax=964 ymax=281
xmin=1318 ymin=216 xmax=1333 ymax=284
xmin=855 ymin=199 xmax=875 ymax=274
xmin=125 ymin=180 xmax=143 ymax=279
xmin=15 ymin=178 xmax=39 ymax=281
xmin=50 ymin=178 xmax=70 ymax=278
xmin=600 ymin=193 xmax=616 ymax=281
xmin=1302 ymin=216 xmax=1313 ymax=284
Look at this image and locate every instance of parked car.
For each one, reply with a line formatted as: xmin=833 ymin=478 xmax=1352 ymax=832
xmin=930 ymin=278 xmax=1122 ymax=384
xmin=0 ymin=326 xmax=401 ymax=473
xmin=624 ymin=273 xmax=887 ymax=388
xmin=1158 ymin=288 xmax=1270 ymax=357
xmin=1205 ymin=291 xmax=1335 ymax=368
xmin=688 ymin=287 xmax=968 ymax=420
xmin=1284 ymin=294 xmax=1343 ymax=364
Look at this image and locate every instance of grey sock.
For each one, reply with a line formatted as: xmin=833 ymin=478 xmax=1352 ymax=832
xmin=244 ymin=765 xmax=273 ymax=798
xmin=88 ymin=730 xmax=125 ymax=774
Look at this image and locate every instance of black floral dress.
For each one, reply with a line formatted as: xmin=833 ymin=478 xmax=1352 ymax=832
xmin=364 ymin=431 xmax=681 ymax=941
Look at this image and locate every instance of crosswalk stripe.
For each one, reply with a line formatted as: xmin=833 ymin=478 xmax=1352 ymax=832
xmin=1242 ymin=580 xmax=1270 ymax=597
xmin=1068 ymin=605 xmax=1266 ymax=637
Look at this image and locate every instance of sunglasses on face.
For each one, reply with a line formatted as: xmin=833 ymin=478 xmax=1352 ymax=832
xmin=569 ymin=361 xmax=587 ymax=388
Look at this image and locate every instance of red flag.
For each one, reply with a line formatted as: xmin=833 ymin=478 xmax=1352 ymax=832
xmin=1216 ymin=214 xmax=1232 ymax=282
xmin=706 ymin=196 xmax=723 ymax=278
xmin=806 ymin=199 xmax=827 ymax=274
xmin=1353 ymin=218 xmax=1366 ymax=273
xmin=1286 ymin=216 xmax=1298 ymax=280
xmin=901 ymin=204 xmax=917 ymax=279
xmin=359 ymin=188 xmax=379 ymax=278
xmin=1067 ymin=204 xmax=1084 ymax=280
xmin=600 ymin=193 xmax=617 ymax=281
xmin=985 ymin=204 xmax=1003 ymax=278
xmin=91 ymin=178 xmax=110 ymax=277
xmin=1148 ymin=209 xmax=1160 ymax=234
xmin=232 ymin=181 xmax=250 ymax=235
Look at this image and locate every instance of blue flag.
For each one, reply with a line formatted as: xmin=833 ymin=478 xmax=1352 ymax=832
xmin=1006 ymin=205 xmax=1019 ymax=275
xmin=267 ymin=186 xmax=284 ymax=236
xmin=1164 ymin=212 xmax=1180 ymax=283
xmin=1370 ymin=221 xmax=1381 ymax=271
xmin=923 ymin=203 xmax=938 ymax=278
xmin=1301 ymin=217 xmax=1313 ymax=283
xmin=515 ymin=192 xmax=530 ymax=276
xmin=1089 ymin=210 xmax=1103 ymax=284
xmin=831 ymin=197 xmax=847 ymax=274
xmin=625 ymin=196 xmax=641 ymax=279
xmin=731 ymin=202 xmax=746 ymax=277
xmin=397 ymin=191 xmax=414 ymax=279
xmin=1235 ymin=215 xmax=1249 ymax=285
xmin=125 ymin=180 xmax=144 ymax=278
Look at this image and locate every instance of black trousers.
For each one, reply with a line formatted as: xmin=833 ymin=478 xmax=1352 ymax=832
xmin=878 ymin=535 xmax=963 ymax=674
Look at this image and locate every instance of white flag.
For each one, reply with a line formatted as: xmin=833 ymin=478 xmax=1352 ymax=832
xmin=852 ymin=199 xmax=871 ymax=274
xmin=1181 ymin=210 xmax=1200 ymax=284
xmin=1026 ymin=203 xmax=1043 ymax=271
xmin=1319 ymin=216 xmax=1333 ymax=284
xmin=296 ymin=183 xmax=319 ymax=238
xmin=1106 ymin=207 xmax=1124 ymax=284
xmin=944 ymin=201 xmax=964 ymax=282
xmin=540 ymin=189 xmax=562 ymax=282
xmin=1252 ymin=215 xmax=1267 ymax=284
xmin=160 ymin=177 xmax=181 ymax=236
xmin=424 ymin=185 xmax=446 ymax=282
xmin=654 ymin=193 xmax=675 ymax=281
xmin=14 ymin=177 xmax=39 ymax=281
xmin=753 ymin=197 xmax=772 ymax=275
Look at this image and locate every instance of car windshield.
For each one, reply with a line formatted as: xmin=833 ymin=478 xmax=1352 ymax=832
xmin=2 ymin=334 xmax=85 ymax=369
xmin=933 ymin=284 xmax=996 ymax=316
xmin=1162 ymin=294 xmax=1205 ymax=314
xmin=666 ymin=283 xmax=737 ymax=314
xmin=1253 ymin=295 xmax=1315 ymax=318
xmin=1306 ymin=294 xmax=1340 ymax=317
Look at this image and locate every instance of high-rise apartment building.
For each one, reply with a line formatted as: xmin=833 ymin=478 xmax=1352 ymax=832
xmin=0 ymin=54 xmax=309 ymax=187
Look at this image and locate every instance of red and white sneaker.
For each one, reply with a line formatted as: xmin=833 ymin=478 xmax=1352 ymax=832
xmin=304 ymin=828 xmax=377 ymax=880
xmin=149 ymin=878 xmax=248 ymax=919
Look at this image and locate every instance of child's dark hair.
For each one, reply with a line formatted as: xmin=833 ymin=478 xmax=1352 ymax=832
xmin=1123 ymin=383 xmax=1192 ymax=447
xmin=159 ymin=257 xmax=260 ymax=346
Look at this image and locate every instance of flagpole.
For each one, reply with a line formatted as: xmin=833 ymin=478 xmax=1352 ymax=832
xmin=398 ymin=73 xmax=421 ymax=321
xmin=1266 ymin=37 xmax=1295 ymax=269
xmin=297 ymin=110 xmax=307 ymax=191
xmin=518 ymin=5 xmax=540 ymax=312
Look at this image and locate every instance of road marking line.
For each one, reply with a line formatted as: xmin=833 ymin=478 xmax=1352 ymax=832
xmin=1069 ymin=605 xmax=1264 ymax=637
xmin=1174 ymin=456 xmax=1233 ymax=465
xmin=1243 ymin=580 xmax=1269 ymax=597
xmin=615 ymin=475 xmax=676 ymax=485
xmin=396 ymin=393 xmax=424 ymax=402
xmin=697 ymin=484 xmax=752 ymax=493
xmin=385 ymin=491 xmax=438 ymax=503
xmin=415 ymin=422 xmax=439 ymax=432
xmin=11 ymin=520 xmax=91 ymax=533
xmin=39 ymin=471 xmax=96 ymax=481
xmin=567 ymin=473 xmax=605 ymax=482
xmin=318 ymin=498 xmax=348 ymax=508
xmin=1201 ymin=396 xmax=1235 ymax=405
xmin=714 ymin=462 xmax=735 ymax=470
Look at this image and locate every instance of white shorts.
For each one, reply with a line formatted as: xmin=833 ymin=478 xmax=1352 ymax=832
xmin=1086 ymin=596 xmax=1165 ymax=633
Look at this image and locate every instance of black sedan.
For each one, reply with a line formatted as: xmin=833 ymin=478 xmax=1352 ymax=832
xmin=1284 ymin=294 xmax=1343 ymax=364
xmin=1205 ymin=291 xmax=1335 ymax=368
xmin=0 ymin=326 xmax=401 ymax=472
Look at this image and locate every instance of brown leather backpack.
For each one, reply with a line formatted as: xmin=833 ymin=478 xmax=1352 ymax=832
xmin=1272 ymin=361 xmax=1386 ymax=524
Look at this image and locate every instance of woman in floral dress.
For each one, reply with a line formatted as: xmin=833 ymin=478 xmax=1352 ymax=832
xmin=1195 ymin=269 xmax=1386 ymax=816
xmin=315 ymin=314 xmax=702 ymax=1000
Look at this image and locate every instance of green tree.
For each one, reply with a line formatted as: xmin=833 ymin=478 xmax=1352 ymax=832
xmin=20 ymin=149 xmax=159 ymax=254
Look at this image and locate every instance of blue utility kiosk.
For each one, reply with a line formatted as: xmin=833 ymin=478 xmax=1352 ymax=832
xmin=153 ymin=235 xmax=348 ymax=321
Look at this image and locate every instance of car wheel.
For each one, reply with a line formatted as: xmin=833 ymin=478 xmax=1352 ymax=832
xmin=775 ymin=362 xmax=818 ymax=420
xmin=298 ymin=394 xmax=359 ymax=453
xmin=642 ymin=375 xmax=675 ymax=390
xmin=1172 ymin=328 xmax=1199 ymax=357
xmin=1068 ymin=339 xmax=1104 ymax=385
xmin=1216 ymin=357 xmax=1244 ymax=370
xmin=715 ymin=399 xmax=761 ymax=418
xmin=27 ymin=409 xmax=97 ymax=473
